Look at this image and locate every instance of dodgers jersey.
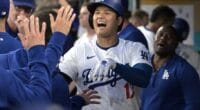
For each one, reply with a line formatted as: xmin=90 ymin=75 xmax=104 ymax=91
xmin=0 ymin=32 xmax=22 ymax=54
xmin=138 ymin=26 xmax=155 ymax=55
xmin=141 ymin=54 xmax=200 ymax=110
xmin=59 ymin=38 xmax=151 ymax=110
xmin=119 ymin=23 xmax=148 ymax=49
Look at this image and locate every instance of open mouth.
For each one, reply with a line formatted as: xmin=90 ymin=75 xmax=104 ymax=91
xmin=97 ymin=20 xmax=106 ymax=27
xmin=157 ymin=43 xmax=165 ymax=48
xmin=97 ymin=23 xmax=106 ymax=27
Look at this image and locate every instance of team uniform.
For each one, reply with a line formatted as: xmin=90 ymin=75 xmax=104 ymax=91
xmin=0 ymin=32 xmax=22 ymax=54
xmin=0 ymin=45 xmax=51 ymax=108
xmin=0 ymin=32 xmax=86 ymax=109
xmin=141 ymin=54 xmax=200 ymax=110
xmin=75 ymin=32 xmax=96 ymax=45
xmin=138 ymin=26 xmax=155 ymax=55
xmin=119 ymin=23 xmax=148 ymax=49
xmin=59 ymin=38 xmax=151 ymax=110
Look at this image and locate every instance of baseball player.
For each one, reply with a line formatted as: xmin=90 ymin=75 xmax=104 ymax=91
xmin=76 ymin=1 xmax=96 ymax=44
xmin=0 ymin=6 xmax=100 ymax=109
xmin=0 ymin=14 xmax=51 ymax=108
xmin=59 ymin=0 xmax=152 ymax=110
xmin=138 ymin=5 xmax=176 ymax=54
xmin=140 ymin=25 xmax=200 ymax=110
xmin=0 ymin=0 xmax=22 ymax=54
xmin=6 ymin=0 xmax=36 ymax=39
xmin=118 ymin=0 xmax=148 ymax=49
xmin=130 ymin=10 xmax=149 ymax=27
xmin=174 ymin=18 xmax=200 ymax=76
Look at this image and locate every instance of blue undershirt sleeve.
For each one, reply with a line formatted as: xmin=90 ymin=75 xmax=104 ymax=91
xmin=114 ymin=63 xmax=152 ymax=88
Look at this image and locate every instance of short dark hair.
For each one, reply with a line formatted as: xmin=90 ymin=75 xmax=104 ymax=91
xmin=150 ymin=5 xmax=176 ymax=23
xmin=34 ymin=8 xmax=57 ymax=44
xmin=133 ymin=10 xmax=149 ymax=20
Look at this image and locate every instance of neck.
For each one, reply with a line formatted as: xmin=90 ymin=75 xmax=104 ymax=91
xmin=153 ymin=54 xmax=172 ymax=71
xmin=97 ymin=34 xmax=118 ymax=48
xmin=146 ymin=22 xmax=158 ymax=33
xmin=87 ymin=28 xmax=95 ymax=38
xmin=0 ymin=19 xmax=6 ymax=32
xmin=122 ymin=19 xmax=129 ymax=30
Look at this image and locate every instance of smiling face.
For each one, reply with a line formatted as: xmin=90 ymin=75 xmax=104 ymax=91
xmin=154 ymin=25 xmax=179 ymax=57
xmin=93 ymin=5 xmax=122 ymax=38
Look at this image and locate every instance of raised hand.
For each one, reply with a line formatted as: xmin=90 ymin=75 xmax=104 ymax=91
xmin=50 ymin=6 xmax=76 ymax=36
xmin=78 ymin=89 xmax=101 ymax=105
xmin=7 ymin=0 xmax=17 ymax=31
xmin=18 ymin=15 xmax=46 ymax=49
xmin=59 ymin=0 xmax=69 ymax=7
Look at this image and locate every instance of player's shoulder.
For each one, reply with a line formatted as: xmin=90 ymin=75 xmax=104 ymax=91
xmin=170 ymin=54 xmax=197 ymax=74
xmin=138 ymin=26 xmax=154 ymax=34
xmin=119 ymin=38 xmax=147 ymax=49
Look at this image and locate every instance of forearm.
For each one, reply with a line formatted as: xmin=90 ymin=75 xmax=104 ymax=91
xmin=5 ymin=21 xmax=18 ymax=39
xmin=4 ymin=45 xmax=51 ymax=106
xmin=26 ymin=45 xmax=51 ymax=103
xmin=115 ymin=63 xmax=152 ymax=87
xmin=45 ymin=32 xmax=67 ymax=73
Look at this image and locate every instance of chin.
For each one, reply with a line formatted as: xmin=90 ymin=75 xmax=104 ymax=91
xmin=155 ymin=50 xmax=169 ymax=57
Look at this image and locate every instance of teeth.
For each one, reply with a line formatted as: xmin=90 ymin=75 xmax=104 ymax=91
xmin=97 ymin=19 xmax=106 ymax=24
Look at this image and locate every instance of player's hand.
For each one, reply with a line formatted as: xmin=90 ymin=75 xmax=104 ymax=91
xmin=59 ymin=0 xmax=69 ymax=7
xmin=18 ymin=15 xmax=46 ymax=49
xmin=92 ymin=58 xmax=117 ymax=81
xmin=78 ymin=89 xmax=101 ymax=105
xmin=7 ymin=0 xmax=18 ymax=32
xmin=50 ymin=6 xmax=76 ymax=36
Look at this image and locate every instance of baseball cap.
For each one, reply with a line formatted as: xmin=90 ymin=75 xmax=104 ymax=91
xmin=87 ymin=0 xmax=124 ymax=16
xmin=173 ymin=18 xmax=190 ymax=42
xmin=13 ymin=0 xmax=36 ymax=9
xmin=0 ymin=0 xmax=9 ymax=18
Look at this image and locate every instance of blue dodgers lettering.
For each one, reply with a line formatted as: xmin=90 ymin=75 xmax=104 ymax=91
xmin=141 ymin=50 xmax=149 ymax=60
xmin=82 ymin=68 xmax=122 ymax=89
xmin=82 ymin=69 xmax=93 ymax=85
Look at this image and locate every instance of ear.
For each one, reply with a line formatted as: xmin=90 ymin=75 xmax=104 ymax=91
xmin=117 ymin=16 xmax=123 ymax=26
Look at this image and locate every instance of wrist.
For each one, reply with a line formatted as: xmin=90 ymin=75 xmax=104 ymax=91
xmin=7 ymin=18 xmax=17 ymax=32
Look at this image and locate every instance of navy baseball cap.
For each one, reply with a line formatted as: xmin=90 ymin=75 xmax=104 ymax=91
xmin=0 ymin=0 xmax=9 ymax=18
xmin=87 ymin=0 xmax=124 ymax=16
xmin=13 ymin=0 xmax=36 ymax=9
xmin=173 ymin=18 xmax=190 ymax=42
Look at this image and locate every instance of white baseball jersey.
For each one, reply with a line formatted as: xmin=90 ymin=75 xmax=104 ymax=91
xmin=138 ymin=26 xmax=155 ymax=55
xmin=59 ymin=38 xmax=151 ymax=110
xmin=75 ymin=32 xmax=97 ymax=45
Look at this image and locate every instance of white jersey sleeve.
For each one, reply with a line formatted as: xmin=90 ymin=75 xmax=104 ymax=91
xmin=138 ymin=26 xmax=155 ymax=55
xmin=59 ymin=46 xmax=78 ymax=80
xmin=128 ymin=42 xmax=151 ymax=67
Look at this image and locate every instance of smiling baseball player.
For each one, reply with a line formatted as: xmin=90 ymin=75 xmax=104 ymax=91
xmin=59 ymin=0 xmax=152 ymax=110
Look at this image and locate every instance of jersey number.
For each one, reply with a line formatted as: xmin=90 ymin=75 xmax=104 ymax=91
xmin=124 ymin=83 xmax=134 ymax=99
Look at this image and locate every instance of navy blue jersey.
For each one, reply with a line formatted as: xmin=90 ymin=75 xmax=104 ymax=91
xmin=0 ymin=45 xmax=51 ymax=108
xmin=141 ymin=54 xmax=200 ymax=110
xmin=5 ymin=22 xmax=19 ymax=39
xmin=0 ymin=32 xmax=22 ymax=54
xmin=119 ymin=23 xmax=148 ymax=49
xmin=0 ymin=32 xmax=85 ymax=109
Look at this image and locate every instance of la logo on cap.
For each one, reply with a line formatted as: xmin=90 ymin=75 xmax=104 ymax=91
xmin=1 ymin=11 xmax=7 ymax=16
